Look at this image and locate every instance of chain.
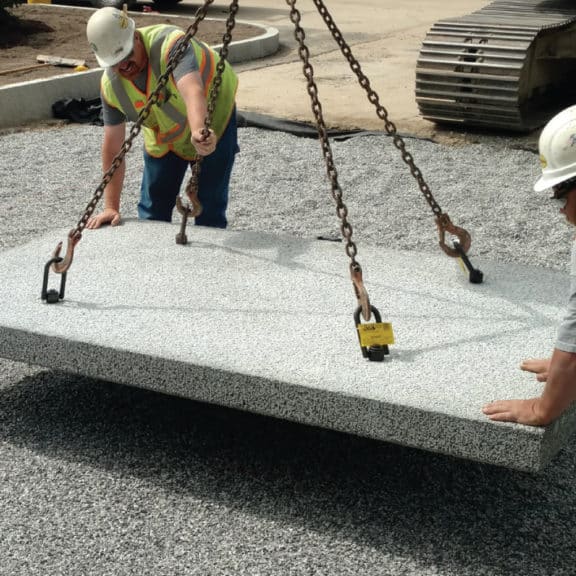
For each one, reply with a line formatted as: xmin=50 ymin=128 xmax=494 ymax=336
xmin=287 ymin=0 xmax=373 ymax=319
xmin=69 ymin=0 xmax=217 ymax=240
xmin=287 ymin=0 xmax=358 ymax=265
xmin=182 ymin=0 xmax=239 ymax=209
xmin=206 ymin=0 xmax=239 ymax=129
xmin=309 ymin=0 xmax=444 ymax=217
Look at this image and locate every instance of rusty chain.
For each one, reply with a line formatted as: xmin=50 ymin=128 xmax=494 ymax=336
xmin=52 ymin=0 xmax=228 ymax=272
xmin=309 ymin=0 xmax=471 ymax=258
xmin=287 ymin=0 xmax=371 ymax=320
xmin=176 ymin=0 xmax=239 ymax=233
xmin=206 ymin=0 xmax=239 ymax=129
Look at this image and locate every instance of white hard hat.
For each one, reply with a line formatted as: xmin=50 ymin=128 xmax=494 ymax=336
xmin=534 ymin=104 xmax=576 ymax=192
xmin=86 ymin=7 xmax=136 ymax=68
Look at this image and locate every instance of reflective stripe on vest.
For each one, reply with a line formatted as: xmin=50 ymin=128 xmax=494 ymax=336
xmin=110 ymin=27 xmax=187 ymax=143
xmin=102 ymin=24 xmax=237 ymax=160
xmin=109 ymin=27 xmax=214 ymax=143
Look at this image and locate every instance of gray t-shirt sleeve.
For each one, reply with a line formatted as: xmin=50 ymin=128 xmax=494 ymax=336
xmin=556 ymin=240 xmax=576 ymax=353
xmin=170 ymin=38 xmax=200 ymax=83
xmin=101 ymin=92 xmax=127 ymax=126
xmin=100 ymin=38 xmax=199 ymax=126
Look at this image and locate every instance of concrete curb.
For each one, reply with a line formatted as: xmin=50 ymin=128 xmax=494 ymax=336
xmin=0 ymin=14 xmax=279 ymax=129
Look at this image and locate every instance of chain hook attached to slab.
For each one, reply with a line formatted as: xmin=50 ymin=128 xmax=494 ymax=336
xmin=42 ymin=230 xmax=81 ymax=304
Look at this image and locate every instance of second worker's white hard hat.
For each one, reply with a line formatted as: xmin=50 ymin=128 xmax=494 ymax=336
xmin=86 ymin=7 xmax=136 ymax=68
xmin=534 ymin=104 xmax=576 ymax=192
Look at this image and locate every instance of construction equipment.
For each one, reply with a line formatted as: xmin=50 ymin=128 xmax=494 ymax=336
xmin=416 ymin=0 xmax=576 ymax=132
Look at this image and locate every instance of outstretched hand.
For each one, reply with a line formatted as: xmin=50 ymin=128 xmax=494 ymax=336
xmin=86 ymin=208 xmax=121 ymax=229
xmin=481 ymin=358 xmax=553 ymax=426
xmin=482 ymin=398 xmax=550 ymax=426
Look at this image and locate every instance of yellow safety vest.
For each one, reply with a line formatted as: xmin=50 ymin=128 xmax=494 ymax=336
xmin=101 ymin=25 xmax=238 ymax=160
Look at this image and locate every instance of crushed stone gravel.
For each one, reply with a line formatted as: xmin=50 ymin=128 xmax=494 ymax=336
xmin=0 ymin=124 xmax=571 ymax=272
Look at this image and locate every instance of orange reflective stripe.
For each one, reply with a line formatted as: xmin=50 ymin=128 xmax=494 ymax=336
xmin=157 ymin=123 xmax=187 ymax=144
xmin=196 ymin=41 xmax=215 ymax=96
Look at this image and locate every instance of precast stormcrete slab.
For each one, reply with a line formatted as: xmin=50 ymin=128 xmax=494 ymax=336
xmin=0 ymin=220 xmax=575 ymax=471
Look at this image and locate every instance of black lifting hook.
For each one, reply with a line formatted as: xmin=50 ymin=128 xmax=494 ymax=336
xmin=41 ymin=256 xmax=67 ymax=304
xmin=453 ymin=240 xmax=484 ymax=284
xmin=354 ymin=304 xmax=390 ymax=362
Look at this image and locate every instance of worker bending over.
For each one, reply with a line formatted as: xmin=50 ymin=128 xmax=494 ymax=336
xmin=483 ymin=105 xmax=576 ymax=426
xmin=85 ymin=7 xmax=238 ymax=229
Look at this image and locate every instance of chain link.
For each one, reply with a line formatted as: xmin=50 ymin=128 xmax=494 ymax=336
xmin=206 ymin=0 xmax=239 ymax=130
xmin=287 ymin=0 xmax=359 ymax=266
xmin=183 ymin=0 xmax=239 ymax=205
xmin=310 ymin=0 xmax=443 ymax=216
xmin=287 ymin=0 xmax=374 ymax=319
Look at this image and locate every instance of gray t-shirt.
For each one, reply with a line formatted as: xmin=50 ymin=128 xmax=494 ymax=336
xmin=102 ymin=40 xmax=199 ymax=126
xmin=556 ymin=239 xmax=576 ymax=353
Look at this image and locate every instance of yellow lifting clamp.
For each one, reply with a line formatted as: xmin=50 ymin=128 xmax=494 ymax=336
xmin=354 ymin=305 xmax=395 ymax=362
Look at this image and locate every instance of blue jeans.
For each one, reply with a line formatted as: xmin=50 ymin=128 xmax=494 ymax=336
xmin=138 ymin=110 xmax=239 ymax=228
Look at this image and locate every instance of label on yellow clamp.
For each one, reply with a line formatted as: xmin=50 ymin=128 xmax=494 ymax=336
xmin=357 ymin=322 xmax=395 ymax=347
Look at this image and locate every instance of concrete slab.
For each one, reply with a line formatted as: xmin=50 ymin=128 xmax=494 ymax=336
xmin=0 ymin=220 xmax=574 ymax=471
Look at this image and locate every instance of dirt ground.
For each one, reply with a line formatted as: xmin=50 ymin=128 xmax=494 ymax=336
xmin=0 ymin=4 xmax=262 ymax=87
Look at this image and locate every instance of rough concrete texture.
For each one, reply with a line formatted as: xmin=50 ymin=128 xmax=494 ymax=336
xmin=0 ymin=219 xmax=575 ymax=471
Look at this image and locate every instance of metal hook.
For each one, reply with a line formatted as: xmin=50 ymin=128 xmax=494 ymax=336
xmin=175 ymin=196 xmax=191 ymax=245
xmin=435 ymin=213 xmax=471 ymax=258
xmin=350 ymin=263 xmax=371 ymax=321
xmin=175 ymin=168 xmax=203 ymax=245
xmin=51 ymin=230 xmax=82 ymax=275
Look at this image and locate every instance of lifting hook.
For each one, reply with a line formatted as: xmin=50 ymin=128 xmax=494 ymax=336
xmin=51 ymin=230 xmax=82 ymax=275
xmin=41 ymin=230 xmax=80 ymax=303
xmin=350 ymin=263 xmax=371 ymax=321
xmin=175 ymin=164 xmax=203 ymax=245
xmin=435 ymin=213 xmax=471 ymax=258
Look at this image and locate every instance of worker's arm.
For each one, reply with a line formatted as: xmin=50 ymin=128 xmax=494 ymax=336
xmin=87 ymin=123 xmax=125 ymax=229
xmin=176 ymin=71 xmax=217 ymax=157
xmin=482 ymin=349 xmax=576 ymax=426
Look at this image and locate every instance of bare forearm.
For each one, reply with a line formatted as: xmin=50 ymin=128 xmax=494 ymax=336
xmin=102 ymin=134 xmax=125 ymax=211
xmin=185 ymin=89 xmax=208 ymax=134
xmin=176 ymin=72 xmax=208 ymax=134
xmin=535 ymin=348 xmax=576 ymax=422
xmin=102 ymin=161 xmax=124 ymax=211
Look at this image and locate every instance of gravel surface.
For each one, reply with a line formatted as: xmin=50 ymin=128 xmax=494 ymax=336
xmin=1 ymin=123 xmax=575 ymax=575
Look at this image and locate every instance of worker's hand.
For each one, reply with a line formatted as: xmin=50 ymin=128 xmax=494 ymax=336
xmin=520 ymin=358 xmax=551 ymax=382
xmin=191 ymin=128 xmax=217 ymax=156
xmin=482 ymin=397 xmax=551 ymax=426
xmin=86 ymin=208 xmax=121 ymax=229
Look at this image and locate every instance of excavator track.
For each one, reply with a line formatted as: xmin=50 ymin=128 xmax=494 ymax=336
xmin=416 ymin=0 xmax=576 ymax=132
